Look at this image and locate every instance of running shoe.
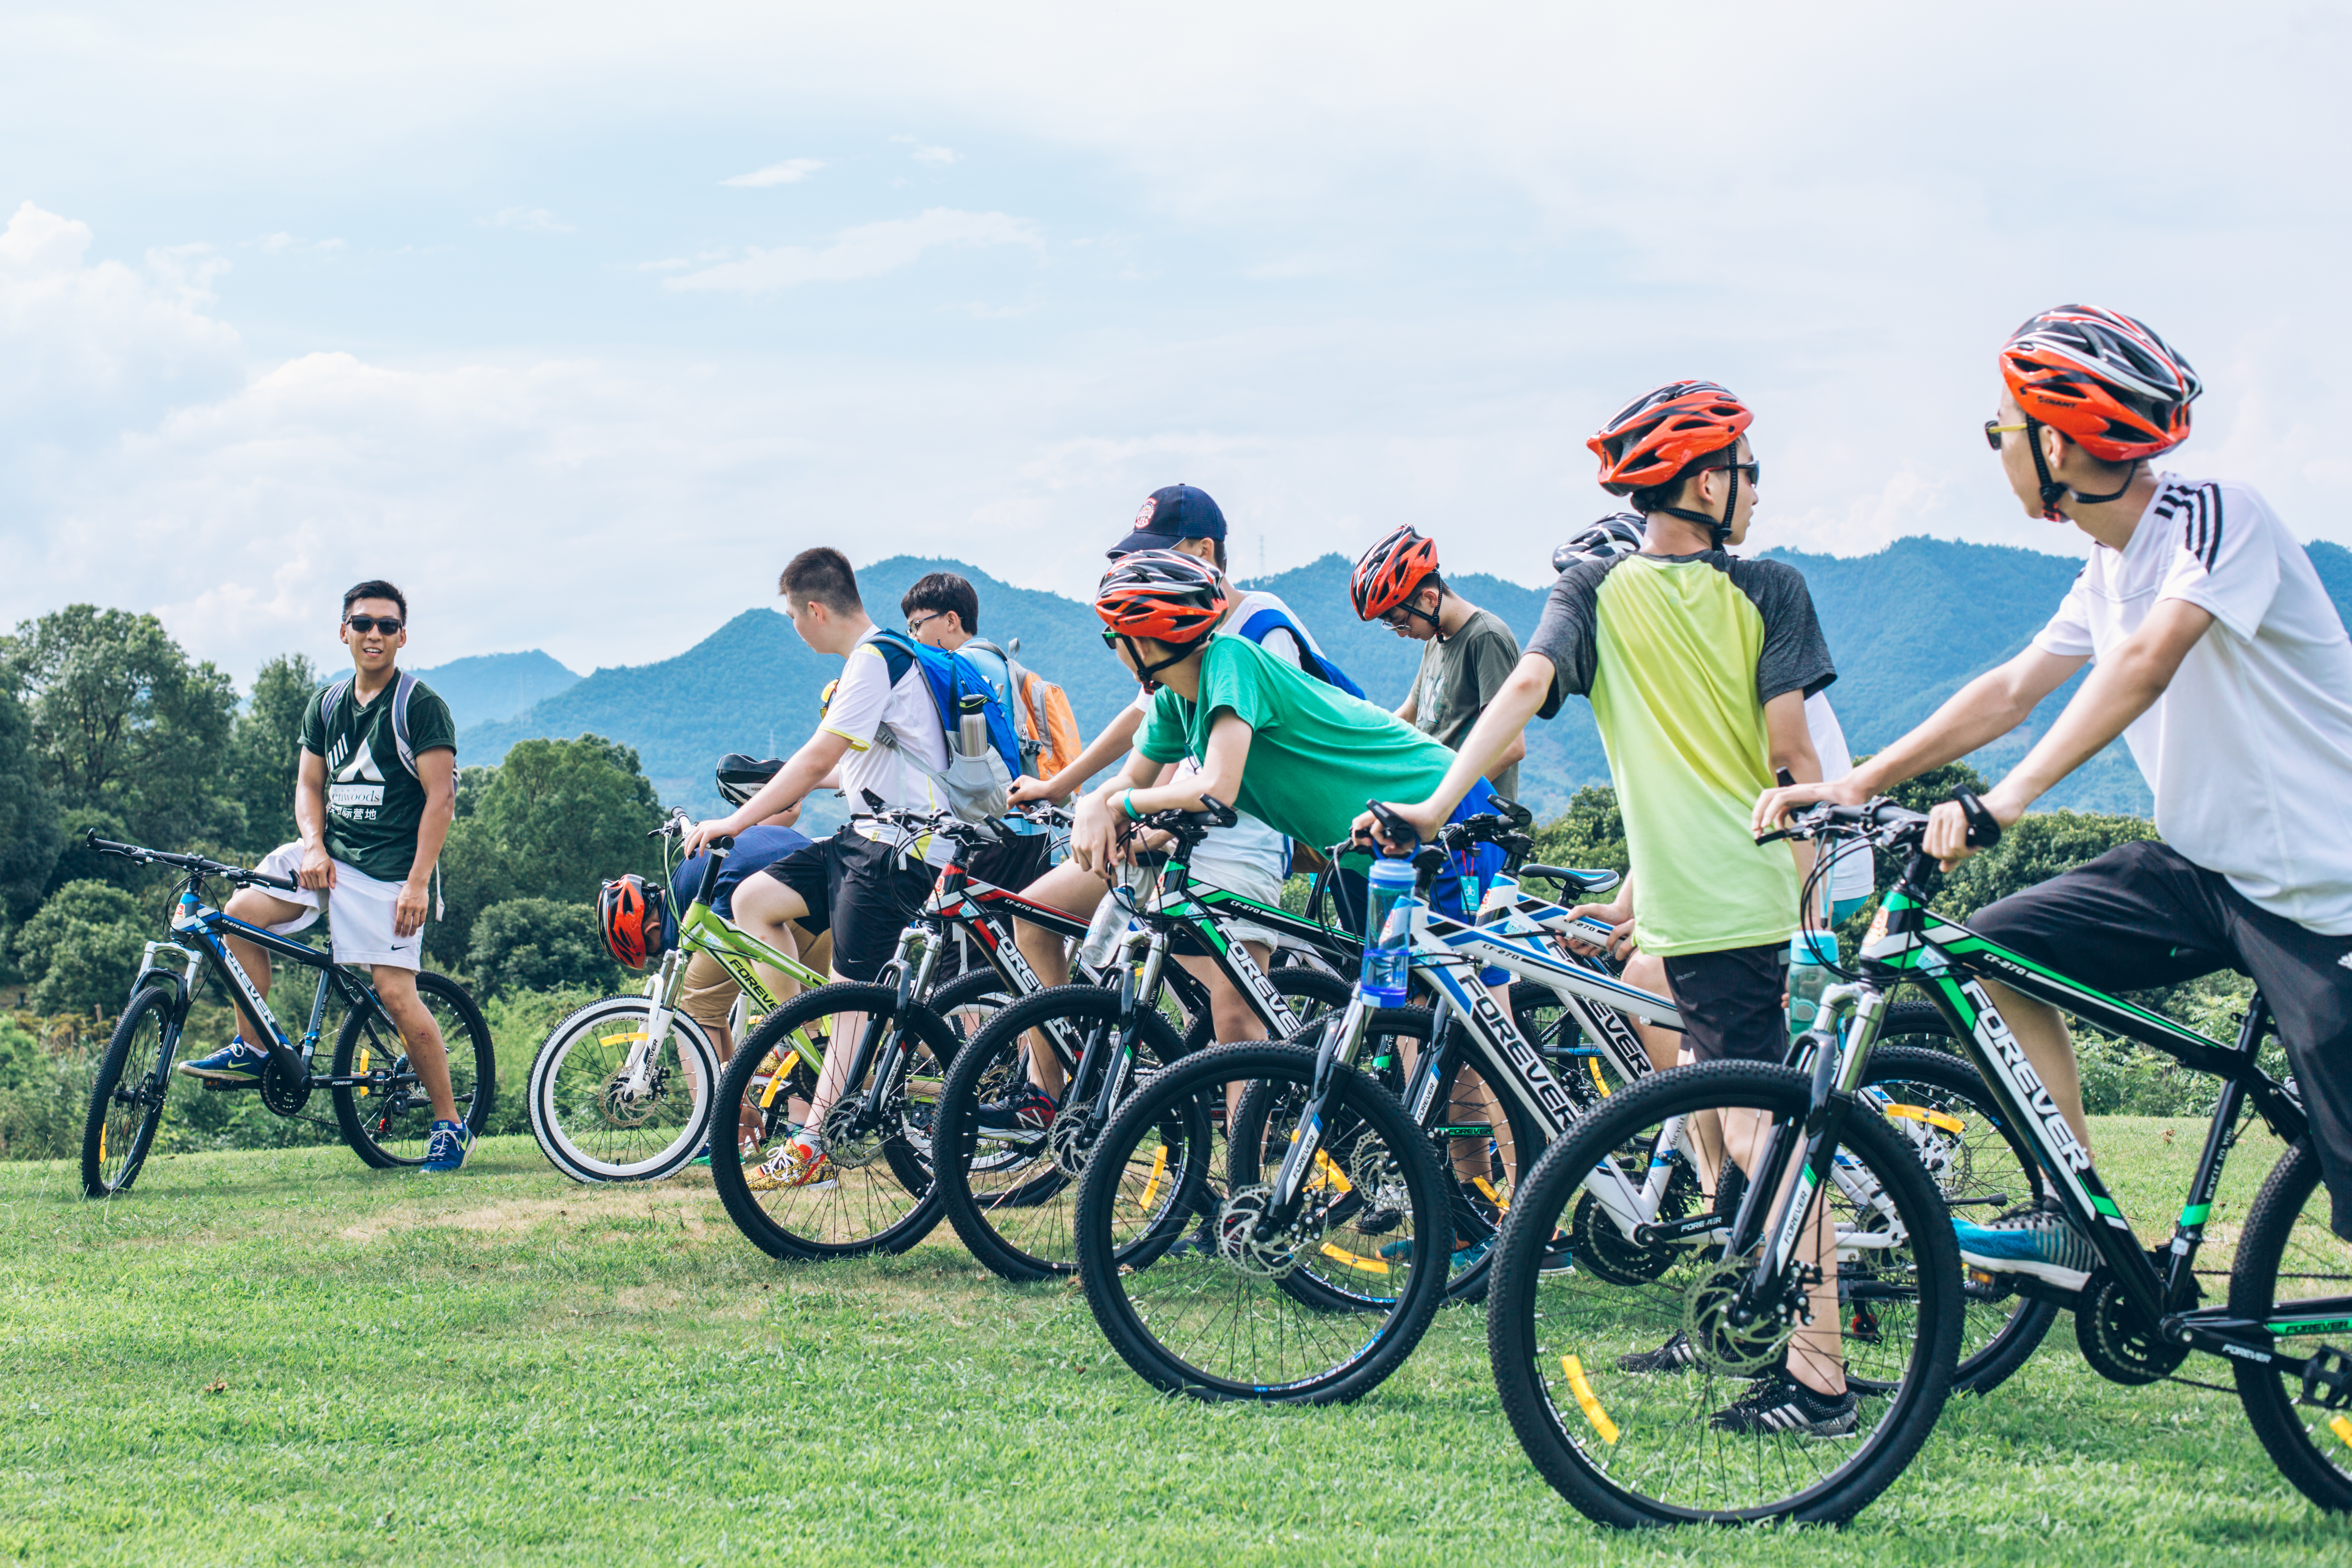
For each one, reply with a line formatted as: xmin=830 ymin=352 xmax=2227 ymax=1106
xmin=1376 ymin=1234 xmax=1495 ymax=1269
xmin=177 ymin=1037 xmax=270 ymax=1085
xmin=745 ymin=1135 xmax=836 ymax=1192
xmin=976 ymin=1083 xmax=1056 ymax=1142
xmin=1953 ymin=1197 xmax=2098 ymax=1292
xmin=420 ymin=1120 xmax=475 ymax=1174
xmin=1708 ymin=1371 xmax=1858 ymax=1436
xmin=1617 ymin=1329 xmax=1700 ymax=1374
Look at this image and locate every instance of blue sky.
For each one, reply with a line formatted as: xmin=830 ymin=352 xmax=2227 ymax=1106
xmin=5 ymin=3 xmax=2350 ymax=681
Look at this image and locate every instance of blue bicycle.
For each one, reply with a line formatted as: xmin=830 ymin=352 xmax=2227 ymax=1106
xmin=77 ymin=834 xmax=494 ymax=1196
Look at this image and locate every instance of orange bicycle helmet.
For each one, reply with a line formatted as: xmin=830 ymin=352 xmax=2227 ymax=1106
xmin=1588 ymin=381 xmax=1752 ymax=495
xmin=2001 ymin=305 xmax=2200 ymax=464
xmin=1350 ymin=526 xmax=1443 ymax=624
xmin=597 ymin=873 xmax=674 ymax=970
xmin=1095 ymin=550 xmax=1230 ymax=690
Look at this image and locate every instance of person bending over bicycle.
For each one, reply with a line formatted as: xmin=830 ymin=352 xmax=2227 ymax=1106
xmin=1758 ymin=304 xmax=2352 ymax=1277
xmin=686 ymin=548 xmax=1037 ymax=1190
xmin=1363 ymin=382 xmax=1854 ymax=1436
xmin=179 ymin=579 xmax=474 ymax=1175
xmin=993 ymin=486 xmax=1357 ymax=1125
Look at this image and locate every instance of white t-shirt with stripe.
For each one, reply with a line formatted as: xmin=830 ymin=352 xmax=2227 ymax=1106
xmin=2031 ymin=474 xmax=2352 ymax=935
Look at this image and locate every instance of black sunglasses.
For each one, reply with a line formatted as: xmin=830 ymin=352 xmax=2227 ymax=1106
xmin=1707 ymin=460 xmax=1762 ymax=485
xmin=344 ymin=615 xmax=404 ymax=635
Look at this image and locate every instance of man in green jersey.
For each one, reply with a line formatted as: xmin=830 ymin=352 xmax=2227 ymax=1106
xmin=178 ymin=580 xmax=471 ymax=1174
xmin=1361 ymin=382 xmax=1848 ymax=1436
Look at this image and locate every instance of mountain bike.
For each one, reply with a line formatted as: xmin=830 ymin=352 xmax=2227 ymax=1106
xmin=931 ymin=799 xmax=1406 ymax=1283
xmin=78 ymin=834 xmax=494 ymax=1197
xmin=1486 ymin=793 xmax=2351 ymax=1525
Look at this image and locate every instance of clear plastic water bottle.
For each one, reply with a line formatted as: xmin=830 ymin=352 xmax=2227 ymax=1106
xmin=1359 ymin=856 xmax=1419 ymax=1007
xmin=1786 ymin=929 xmax=1838 ymax=1040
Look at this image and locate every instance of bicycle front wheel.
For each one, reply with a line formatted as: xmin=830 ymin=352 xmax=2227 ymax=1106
xmin=1487 ymin=1059 xmax=1960 ymax=1527
xmin=1075 ymin=1041 xmax=1451 ymax=1403
xmin=528 ymin=996 xmax=720 ymax=1183
xmin=332 ymin=972 xmax=496 ymax=1168
xmin=710 ymin=983 xmax=953 ymax=1261
xmin=2230 ymin=1139 xmax=2352 ymax=1512
xmin=80 ymin=982 xmax=182 ymax=1198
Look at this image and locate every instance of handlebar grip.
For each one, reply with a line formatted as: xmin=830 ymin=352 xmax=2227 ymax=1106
xmin=1952 ymin=788 xmax=2003 ymax=850
xmin=1364 ymin=800 xmax=1417 ymax=850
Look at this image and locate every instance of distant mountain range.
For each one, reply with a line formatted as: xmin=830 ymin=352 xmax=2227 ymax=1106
xmin=413 ymin=649 xmax=581 ymax=729
xmin=453 ymin=538 xmax=2352 ymax=827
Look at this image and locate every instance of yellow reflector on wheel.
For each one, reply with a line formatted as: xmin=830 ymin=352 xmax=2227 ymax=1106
xmin=357 ymin=1049 xmax=370 ymax=1097
xmin=1588 ymin=1057 xmax=1610 ymax=1097
xmin=601 ymin=1031 xmax=649 ymax=1045
xmin=1561 ymin=1356 xmax=1620 ymax=1445
xmin=758 ymin=1051 xmax=801 ymax=1109
xmin=1137 ymin=1143 xmax=1169 ymax=1212
xmin=1882 ymin=1101 xmax=1965 ymax=1134
xmin=1319 ymin=1243 xmax=1388 ymax=1275
xmin=2332 ymin=1414 xmax=2352 ymax=1451
xmin=1312 ymin=1149 xmax=1354 ymax=1194
xmin=1473 ymin=1175 xmax=1509 ymax=1211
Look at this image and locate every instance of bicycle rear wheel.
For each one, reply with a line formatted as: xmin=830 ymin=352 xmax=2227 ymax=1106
xmin=1074 ymin=1041 xmax=1451 ymax=1403
xmin=528 ymin=995 xmax=719 ymax=1183
xmin=80 ymin=982 xmax=182 ymax=1198
xmin=710 ymin=983 xmax=953 ymax=1261
xmin=2230 ymin=1139 xmax=2352 ymax=1512
xmin=332 ymin=972 xmax=495 ymax=1168
xmin=1487 ymin=1060 xmax=1960 ymax=1527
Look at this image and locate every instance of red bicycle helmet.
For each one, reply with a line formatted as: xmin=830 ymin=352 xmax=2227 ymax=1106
xmin=1350 ymin=526 xmax=1443 ymax=622
xmin=1587 ymin=381 xmax=1753 ymax=495
xmin=2000 ymin=305 xmax=2201 ymax=463
xmin=597 ymin=874 xmax=673 ymax=971
xmin=1094 ymin=549 xmax=1230 ymax=644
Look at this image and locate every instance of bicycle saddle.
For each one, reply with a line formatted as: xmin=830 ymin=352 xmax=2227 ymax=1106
xmin=1520 ymin=863 xmax=1621 ymax=896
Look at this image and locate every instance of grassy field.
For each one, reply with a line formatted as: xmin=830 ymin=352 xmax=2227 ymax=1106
xmin=7 ymin=1118 xmax=2352 ymax=1567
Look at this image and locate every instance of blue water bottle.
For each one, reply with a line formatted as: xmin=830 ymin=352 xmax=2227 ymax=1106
xmin=1359 ymin=856 xmax=1419 ymax=1007
xmin=1786 ymin=929 xmax=1838 ymax=1040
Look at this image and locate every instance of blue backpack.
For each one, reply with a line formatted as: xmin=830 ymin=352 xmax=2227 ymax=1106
xmin=867 ymin=630 xmax=1025 ymax=821
xmin=1237 ymin=606 xmax=1366 ymax=699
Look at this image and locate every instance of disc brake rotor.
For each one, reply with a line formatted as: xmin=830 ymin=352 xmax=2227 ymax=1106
xmin=597 ymin=1060 xmax=669 ymax=1129
xmin=1216 ymin=1184 xmax=1314 ymax=1278
xmin=1049 ymin=1108 xmax=1098 ymax=1178
xmin=1683 ymin=1258 xmax=1802 ymax=1377
xmin=819 ymin=1097 xmax=889 ymax=1170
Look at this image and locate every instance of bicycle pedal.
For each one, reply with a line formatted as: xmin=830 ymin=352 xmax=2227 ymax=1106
xmin=198 ymin=1077 xmax=260 ymax=1093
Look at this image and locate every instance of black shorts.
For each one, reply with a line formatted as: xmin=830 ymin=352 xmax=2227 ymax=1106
xmin=761 ymin=828 xmax=937 ymax=983
xmin=969 ymin=830 xmax=1053 ymax=895
xmin=1970 ymin=840 xmax=2352 ymax=1236
xmin=1661 ymin=943 xmax=1791 ymax=1064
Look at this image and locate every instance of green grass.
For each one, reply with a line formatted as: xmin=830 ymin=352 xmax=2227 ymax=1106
xmin=7 ymin=1119 xmax=2352 ymax=1566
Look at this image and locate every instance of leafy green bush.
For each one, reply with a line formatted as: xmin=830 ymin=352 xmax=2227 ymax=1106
xmin=0 ymin=1013 xmax=90 ymax=1160
xmin=467 ymin=898 xmax=625 ymax=1001
xmin=11 ymin=880 xmax=147 ymax=1015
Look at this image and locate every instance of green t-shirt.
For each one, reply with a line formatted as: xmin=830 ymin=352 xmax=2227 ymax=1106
xmin=1138 ymin=635 xmax=1461 ymax=852
xmin=297 ymin=675 xmax=458 ymax=883
xmin=1406 ymin=606 xmax=1523 ymax=800
xmin=1528 ymin=551 xmax=1834 ymax=957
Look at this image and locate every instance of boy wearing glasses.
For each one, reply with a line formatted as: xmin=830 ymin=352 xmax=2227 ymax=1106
xmin=1364 ymin=382 xmax=1849 ymax=1435
xmin=182 ymin=580 xmax=472 ymax=1173
xmin=1759 ymin=305 xmax=2352 ymax=1268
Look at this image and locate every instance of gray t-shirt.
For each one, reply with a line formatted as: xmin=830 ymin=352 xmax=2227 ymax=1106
xmin=1404 ymin=607 xmax=1523 ymax=800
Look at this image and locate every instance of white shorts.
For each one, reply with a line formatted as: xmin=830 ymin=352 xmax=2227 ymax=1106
xmin=253 ymin=843 xmax=425 ymax=970
xmin=1184 ymin=840 xmax=1289 ymax=952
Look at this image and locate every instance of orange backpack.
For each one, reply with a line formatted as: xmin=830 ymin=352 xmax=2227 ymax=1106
xmin=965 ymin=638 xmax=1084 ymax=779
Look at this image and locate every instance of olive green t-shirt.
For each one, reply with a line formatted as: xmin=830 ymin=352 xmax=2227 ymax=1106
xmin=1406 ymin=607 xmax=1522 ymax=800
xmin=297 ymin=675 xmax=458 ymax=883
xmin=1527 ymin=551 xmax=1834 ymax=957
xmin=1137 ymin=634 xmax=1461 ymax=852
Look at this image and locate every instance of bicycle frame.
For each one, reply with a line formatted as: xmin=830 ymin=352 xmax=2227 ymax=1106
xmin=164 ymin=888 xmax=387 ymax=1092
xmin=1848 ymin=880 xmax=2331 ymax=1378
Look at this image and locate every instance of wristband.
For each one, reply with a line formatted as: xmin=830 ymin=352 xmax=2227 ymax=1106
xmin=1121 ymin=791 xmax=1142 ymax=821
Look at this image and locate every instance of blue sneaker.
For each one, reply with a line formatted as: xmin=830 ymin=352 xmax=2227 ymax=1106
xmin=419 ymin=1120 xmax=475 ymax=1174
xmin=1954 ymin=1199 xmax=2097 ymax=1291
xmin=177 ymin=1037 xmax=271 ymax=1085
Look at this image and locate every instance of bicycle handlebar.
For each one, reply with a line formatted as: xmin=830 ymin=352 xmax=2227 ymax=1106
xmin=82 ymin=830 xmax=300 ymax=893
xmin=1755 ymin=791 xmax=1999 ymax=851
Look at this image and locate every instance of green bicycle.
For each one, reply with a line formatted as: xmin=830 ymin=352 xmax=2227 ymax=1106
xmin=526 ymin=810 xmax=1003 ymax=1183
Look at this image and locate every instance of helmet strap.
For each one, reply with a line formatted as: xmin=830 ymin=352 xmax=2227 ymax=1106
xmin=1416 ymin=580 xmax=1449 ymax=640
xmin=2025 ymin=418 xmax=2071 ymax=521
xmin=1654 ymin=449 xmax=1737 ymax=549
xmin=1118 ymin=631 xmax=1205 ymax=693
xmin=2066 ymin=457 xmax=2142 ymax=508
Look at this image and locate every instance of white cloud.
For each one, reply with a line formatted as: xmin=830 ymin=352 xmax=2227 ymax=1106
xmin=722 ymin=158 xmax=824 ymax=187
xmin=911 ymin=145 xmax=958 ymax=167
xmin=479 ymin=206 xmax=572 ymax=233
xmin=666 ymin=208 xmax=1040 ymax=293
